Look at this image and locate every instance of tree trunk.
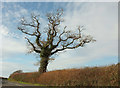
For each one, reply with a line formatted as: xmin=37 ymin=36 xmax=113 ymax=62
xmin=39 ymin=57 xmax=49 ymax=74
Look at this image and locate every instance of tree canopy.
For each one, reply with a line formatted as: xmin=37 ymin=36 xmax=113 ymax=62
xmin=18 ymin=9 xmax=96 ymax=73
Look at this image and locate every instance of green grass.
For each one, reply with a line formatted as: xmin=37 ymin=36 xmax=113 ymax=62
xmin=8 ymin=78 xmax=45 ymax=86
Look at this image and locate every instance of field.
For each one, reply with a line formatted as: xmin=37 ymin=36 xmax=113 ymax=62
xmin=9 ymin=63 xmax=119 ymax=86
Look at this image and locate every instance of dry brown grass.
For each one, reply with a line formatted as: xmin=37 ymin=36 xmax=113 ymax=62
xmin=9 ymin=63 xmax=119 ymax=86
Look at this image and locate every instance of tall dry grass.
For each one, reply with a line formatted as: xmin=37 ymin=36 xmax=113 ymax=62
xmin=9 ymin=63 xmax=119 ymax=86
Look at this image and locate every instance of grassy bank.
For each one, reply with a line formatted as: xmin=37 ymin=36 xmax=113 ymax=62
xmin=9 ymin=63 xmax=119 ymax=86
xmin=8 ymin=78 xmax=44 ymax=86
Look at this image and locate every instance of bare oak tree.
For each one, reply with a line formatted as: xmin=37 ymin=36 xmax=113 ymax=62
xmin=18 ymin=9 xmax=95 ymax=74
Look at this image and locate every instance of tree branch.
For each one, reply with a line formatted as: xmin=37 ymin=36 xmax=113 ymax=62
xmin=51 ymin=46 xmax=66 ymax=55
xmin=32 ymin=16 xmax=41 ymax=35
xmin=36 ymin=35 xmax=42 ymax=48
xmin=18 ymin=27 xmax=37 ymax=36
xmin=21 ymin=23 xmax=37 ymax=27
xmin=25 ymin=37 xmax=41 ymax=53
xmin=20 ymin=15 xmax=41 ymax=36
xmin=51 ymin=28 xmax=95 ymax=55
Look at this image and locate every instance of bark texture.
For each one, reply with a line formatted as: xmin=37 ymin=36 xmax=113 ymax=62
xmin=39 ymin=57 xmax=49 ymax=73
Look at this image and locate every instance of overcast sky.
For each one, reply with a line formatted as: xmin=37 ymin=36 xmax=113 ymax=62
xmin=0 ymin=1 xmax=118 ymax=78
